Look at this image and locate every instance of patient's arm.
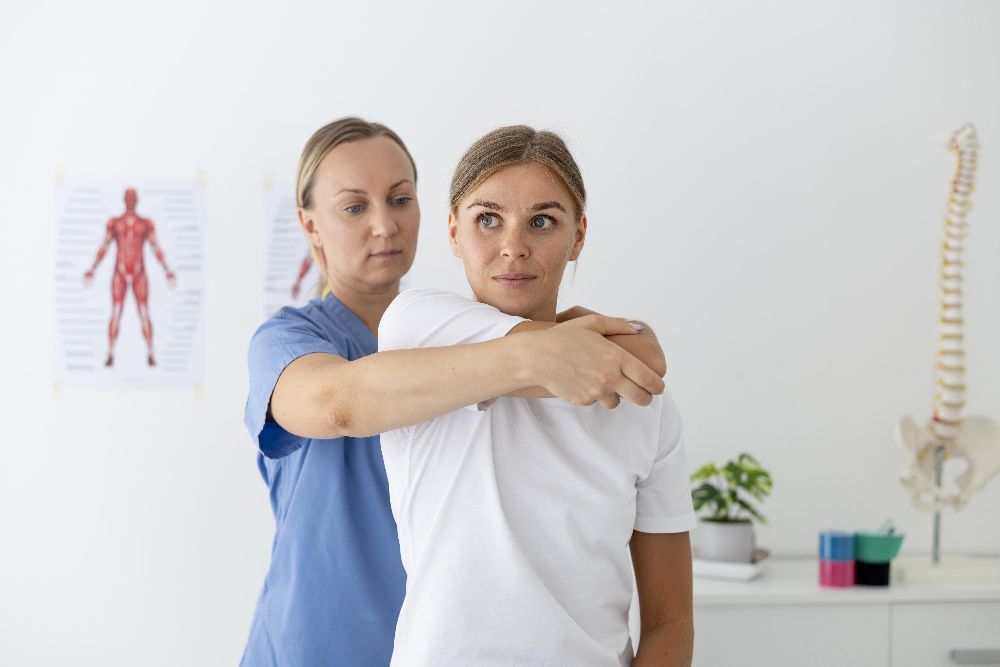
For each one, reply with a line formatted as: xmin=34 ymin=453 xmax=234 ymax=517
xmin=630 ymin=530 xmax=694 ymax=666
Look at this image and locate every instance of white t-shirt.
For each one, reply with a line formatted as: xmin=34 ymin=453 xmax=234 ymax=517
xmin=378 ymin=288 xmax=696 ymax=667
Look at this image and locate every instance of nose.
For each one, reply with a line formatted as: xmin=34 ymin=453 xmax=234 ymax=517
xmin=499 ymin=226 xmax=529 ymax=259
xmin=370 ymin=204 xmax=399 ymax=239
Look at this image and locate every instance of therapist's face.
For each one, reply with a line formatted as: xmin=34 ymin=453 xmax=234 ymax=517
xmin=449 ymin=162 xmax=586 ymax=321
xmin=299 ymin=136 xmax=419 ymax=295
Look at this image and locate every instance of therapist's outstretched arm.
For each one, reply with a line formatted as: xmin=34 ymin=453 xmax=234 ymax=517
xmin=270 ymin=315 xmax=665 ymax=439
xmin=630 ymin=530 xmax=694 ymax=667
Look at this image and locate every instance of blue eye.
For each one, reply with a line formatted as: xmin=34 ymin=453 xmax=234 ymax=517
xmin=478 ymin=213 xmax=500 ymax=229
xmin=345 ymin=204 xmax=364 ymax=215
xmin=531 ymin=215 xmax=555 ymax=229
xmin=392 ymin=196 xmax=411 ymax=206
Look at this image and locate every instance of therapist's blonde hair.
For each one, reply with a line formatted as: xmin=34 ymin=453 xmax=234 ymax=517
xmin=296 ymin=117 xmax=418 ymax=297
xmin=449 ymin=125 xmax=586 ymax=220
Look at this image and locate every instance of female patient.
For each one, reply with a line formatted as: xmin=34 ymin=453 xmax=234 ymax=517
xmin=378 ymin=126 xmax=695 ymax=666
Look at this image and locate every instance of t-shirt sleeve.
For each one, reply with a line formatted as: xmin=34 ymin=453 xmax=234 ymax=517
xmin=634 ymin=389 xmax=698 ymax=533
xmin=378 ymin=288 xmax=527 ymax=411
xmin=378 ymin=287 xmax=527 ymax=350
xmin=243 ymin=307 xmax=350 ymax=459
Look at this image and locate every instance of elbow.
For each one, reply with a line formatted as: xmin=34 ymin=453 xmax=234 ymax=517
xmin=650 ymin=352 xmax=668 ymax=379
xmin=323 ymin=385 xmax=377 ymax=439
xmin=324 ymin=388 xmax=354 ymax=439
xmin=327 ymin=411 xmax=351 ymax=439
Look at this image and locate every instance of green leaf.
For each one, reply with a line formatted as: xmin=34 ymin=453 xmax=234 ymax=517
xmin=691 ymin=483 xmax=728 ymax=519
xmin=690 ymin=463 xmax=721 ymax=482
xmin=691 ymin=453 xmax=773 ymax=523
xmin=733 ymin=496 xmax=767 ymax=524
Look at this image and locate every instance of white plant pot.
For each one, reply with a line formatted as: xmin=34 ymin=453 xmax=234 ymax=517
xmin=696 ymin=519 xmax=755 ymax=563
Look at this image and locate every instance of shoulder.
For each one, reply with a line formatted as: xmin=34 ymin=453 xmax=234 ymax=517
xmin=251 ymin=299 xmax=350 ymax=353
xmin=380 ymin=288 xmax=470 ymax=331
xmin=386 ymin=287 xmax=468 ymax=312
xmin=592 ymin=390 xmax=680 ymax=447
xmin=380 ymin=287 xmax=526 ymax=352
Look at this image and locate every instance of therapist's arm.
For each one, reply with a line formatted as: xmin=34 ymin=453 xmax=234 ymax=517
xmin=270 ymin=315 xmax=665 ymax=440
xmin=630 ymin=531 xmax=694 ymax=667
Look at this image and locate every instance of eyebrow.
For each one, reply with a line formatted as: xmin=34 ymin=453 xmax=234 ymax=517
xmin=530 ymin=201 xmax=567 ymax=214
xmin=334 ymin=179 xmax=413 ymax=197
xmin=467 ymin=199 xmax=504 ymax=211
xmin=465 ymin=199 xmax=567 ymax=214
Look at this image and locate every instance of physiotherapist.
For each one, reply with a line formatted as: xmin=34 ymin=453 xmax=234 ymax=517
xmin=240 ymin=116 xmax=669 ymax=666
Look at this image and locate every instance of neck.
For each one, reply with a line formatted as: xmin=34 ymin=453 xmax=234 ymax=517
xmin=324 ymin=276 xmax=399 ymax=336
xmin=526 ymin=305 xmax=558 ymax=322
xmin=483 ymin=293 xmax=558 ymax=323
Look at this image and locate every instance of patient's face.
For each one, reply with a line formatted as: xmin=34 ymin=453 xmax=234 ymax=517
xmin=449 ymin=162 xmax=585 ymax=321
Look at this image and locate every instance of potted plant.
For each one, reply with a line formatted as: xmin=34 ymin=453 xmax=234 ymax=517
xmin=690 ymin=453 xmax=773 ymax=563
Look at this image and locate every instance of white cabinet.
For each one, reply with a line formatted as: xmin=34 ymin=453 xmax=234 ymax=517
xmin=693 ymin=604 xmax=888 ymax=667
xmin=683 ymin=557 xmax=1000 ymax=667
xmin=890 ymin=602 xmax=1000 ymax=667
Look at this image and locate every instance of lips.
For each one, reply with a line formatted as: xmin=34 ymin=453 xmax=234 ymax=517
xmin=492 ymin=272 xmax=536 ymax=288
xmin=494 ymin=273 xmax=534 ymax=280
xmin=371 ymin=249 xmax=402 ymax=258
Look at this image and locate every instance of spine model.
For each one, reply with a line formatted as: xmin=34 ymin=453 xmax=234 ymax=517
xmin=897 ymin=123 xmax=1000 ymax=512
xmin=932 ymin=125 xmax=978 ymax=444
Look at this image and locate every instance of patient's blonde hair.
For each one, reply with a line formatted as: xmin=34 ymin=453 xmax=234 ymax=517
xmin=449 ymin=125 xmax=585 ymax=220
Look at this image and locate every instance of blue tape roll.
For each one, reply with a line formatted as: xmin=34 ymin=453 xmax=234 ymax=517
xmin=819 ymin=530 xmax=855 ymax=561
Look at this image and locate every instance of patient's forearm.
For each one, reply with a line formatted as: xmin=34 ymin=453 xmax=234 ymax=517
xmin=633 ymin=617 xmax=693 ymax=667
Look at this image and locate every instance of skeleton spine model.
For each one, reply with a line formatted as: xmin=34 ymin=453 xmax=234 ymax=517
xmin=932 ymin=124 xmax=977 ymax=442
xmin=897 ymin=124 xmax=1000 ymax=512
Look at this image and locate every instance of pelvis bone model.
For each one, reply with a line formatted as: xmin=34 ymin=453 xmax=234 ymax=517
xmin=897 ymin=123 xmax=1000 ymax=511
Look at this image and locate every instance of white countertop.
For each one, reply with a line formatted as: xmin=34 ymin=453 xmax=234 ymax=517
xmin=693 ymin=555 xmax=1000 ymax=606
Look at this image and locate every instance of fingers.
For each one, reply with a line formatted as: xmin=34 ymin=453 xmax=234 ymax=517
xmin=598 ymin=392 xmax=621 ymax=409
xmin=620 ymin=353 xmax=666 ymax=398
xmin=612 ymin=376 xmax=654 ymax=407
xmin=572 ymin=314 xmax=640 ymax=337
xmin=557 ymin=306 xmax=597 ymax=323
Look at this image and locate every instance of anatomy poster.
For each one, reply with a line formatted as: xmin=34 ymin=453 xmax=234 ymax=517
xmin=263 ymin=180 xmax=319 ymax=317
xmin=54 ymin=181 xmax=206 ymax=388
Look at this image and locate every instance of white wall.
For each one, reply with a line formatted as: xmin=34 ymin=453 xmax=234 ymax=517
xmin=2 ymin=0 xmax=999 ymax=664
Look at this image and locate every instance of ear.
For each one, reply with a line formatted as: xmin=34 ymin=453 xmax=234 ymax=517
xmin=448 ymin=210 xmax=462 ymax=258
xmin=298 ymin=207 xmax=323 ymax=248
xmin=568 ymin=214 xmax=587 ymax=261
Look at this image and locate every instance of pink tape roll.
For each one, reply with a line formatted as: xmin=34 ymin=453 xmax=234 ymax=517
xmin=819 ymin=559 xmax=855 ymax=587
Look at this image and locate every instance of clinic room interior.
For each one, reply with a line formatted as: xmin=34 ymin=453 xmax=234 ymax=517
xmin=3 ymin=1 xmax=999 ymax=666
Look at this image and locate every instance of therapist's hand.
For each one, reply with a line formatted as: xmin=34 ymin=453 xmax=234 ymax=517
xmin=558 ymin=305 xmax=668 ymax=379
xmin=516 ymin=315 xmax=665 ymax=409
xmin=556 ymin=305 xmax=596 ymax=322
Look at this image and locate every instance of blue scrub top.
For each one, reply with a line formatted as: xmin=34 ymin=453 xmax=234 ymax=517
xmin=241 ymin=294 xmax=405 ymax=666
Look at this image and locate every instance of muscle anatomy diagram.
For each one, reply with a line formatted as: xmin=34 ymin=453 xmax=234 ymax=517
xmin=83 ymin=188 xmax=176 ymax=367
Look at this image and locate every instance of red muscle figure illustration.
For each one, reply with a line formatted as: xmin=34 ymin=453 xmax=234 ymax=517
xmin=290 ymin=252 xmax=312 ymax=300
xmin=83 ymin=188 xmax=176 ymax=367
